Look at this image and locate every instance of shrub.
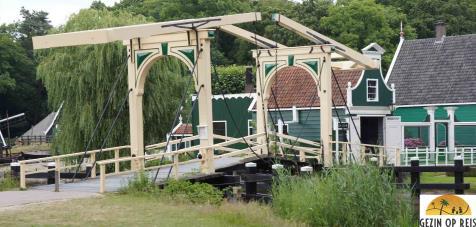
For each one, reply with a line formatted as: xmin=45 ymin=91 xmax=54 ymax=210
xmin=119 ymin=171 xmax=157 ymax=194
xmin=212 ymin=65 xmax=246 ymax=94
xmin=120 ymin=173 xmax=223 ymax=205
xmin=164 ymin=180 xmax=223 ymax=205
xmin=272 ymin=165 xmax=416 ymax=226
xmin=0 ymin=171 xmax=19 ymax=191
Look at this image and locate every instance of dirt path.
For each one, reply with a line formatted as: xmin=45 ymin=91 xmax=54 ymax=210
xmin=0 ymin=189 xmax=100 ymax=210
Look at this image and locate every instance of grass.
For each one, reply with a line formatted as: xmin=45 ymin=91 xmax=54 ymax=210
xmin=119 ymin=171 xmax=224 ymax=205
xmin=10 ymin=143 xmax=50 ymax=154
xmin=0 ymin=172 xmax=19 ymax=191
xmin=420 ymin=172 xmax=476 ymax=193
xmin=272 ymin=165 xmax=416 ymax=227
xmin=0 ymin=194 xmax=305 ymax=227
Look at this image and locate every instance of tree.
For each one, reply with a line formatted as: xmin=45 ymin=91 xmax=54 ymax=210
xmin=0 ymin=34 xmax=37 ymax=129
xmin=14 ymin=7 xmax=52 ymax=56
xmin=320 ymin=0 xmax=416 ymax=69
xmin=37 ymin=9 xmax=190 ymax=154
xmin=380 ymin=0 xmax=476 ymax=39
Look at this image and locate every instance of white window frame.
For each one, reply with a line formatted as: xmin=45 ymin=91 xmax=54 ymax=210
xmin=366 ymin=79 xmax=379 ymax=102
xmin=247 ymin=120 xmax=254 ymax=136
xmin=213 ymin=121 xmax=227 ymax=137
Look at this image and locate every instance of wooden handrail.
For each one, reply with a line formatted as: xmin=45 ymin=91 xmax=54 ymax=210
xmin=275 ymin=133 xmax=320 ymax=147
xmin=19 ymin=145 xmax=131 ymax=164
xmin=145 ymin=135 xmax=200 ymax=149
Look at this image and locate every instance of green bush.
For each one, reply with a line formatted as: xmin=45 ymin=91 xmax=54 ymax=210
xmin=212 ymin=65 xmax=247 ymax=94
xmin=272 ymin=165 xmax=416 ymax=226
xmin=120 ymin=172 xmax=223 ymax=205
xmin=119 ymin=171 xmax=157 ymax=194
xmin=164 ymin=180 xmax=223 ymax=205
xmin=0 ymin=172 xmax=19 ymax=191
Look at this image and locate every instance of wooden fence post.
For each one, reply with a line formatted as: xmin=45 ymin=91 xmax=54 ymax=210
xmin=454 ymin=156 xmax=464 ymax=194
xmin=360 ymin=145 xmax=366 ymax=164
xmin=55 ymin=158 xmax=60 ymax=192
xmin=173 ymin=154 xmax=179 ymax=180
xmin=20 ymin=162 xmax=26 ymax=189
xmin=115 ymin=149 xmax=120 ymax=174
xmin=378 ymin=147 xmax=384 ymax=167
xmin=342 ymin=143 xmax=348 ymax=165
xmin=99 ymin=164 xmax=105 ymax=193
xmin=410 ymin=157 xmax=420 ymax=197
xmin=396 ymin=148 xmax=401 ymax=166
xmin=299 ymin=150 xmax=306 ymax=162
xmin=90 ymin=153 xmax=96 ymax=178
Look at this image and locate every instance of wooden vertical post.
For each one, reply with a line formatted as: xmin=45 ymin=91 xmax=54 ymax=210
xmin=410 ymin=157 xmax=420 ymax=197
xmin=90 ymin=153 xmax=96 ymax=178
xmin=127 ymin=39 xmax=145 ymax=171
xmin=54 ymin=158 xmax=60 ymax=192
xmin=173 ymin=154 xmax=179 ymax=180
xmin=115 ymin=149 xmax=120 ymax=174
xmin=20 ymin=162 xmax=26 ymax=189
xmin=342 ymin=143 xmax=348 ymax=165
xmin=360 ymin=145 xmax=366 ymax=164
xmin=197 ymin=30 xmax=215 ymax=174
xmin=454 ymin=156 xmax=464 ymax=194
xmin=379 ymin=147 xmax=384 ymax=167
xmin=99 ymin=164 xmax=105 ymax=193
xmin=320 ymin=53 xmax=333 ymax=168
xmin=299 ymin=150 xmax=306 ymax=162
xmin=395 ymin=148 xmax=401 ymax=166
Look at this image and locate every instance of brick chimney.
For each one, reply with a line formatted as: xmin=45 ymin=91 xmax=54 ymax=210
xmin=435 ymin=21 xmax=446 ymax=42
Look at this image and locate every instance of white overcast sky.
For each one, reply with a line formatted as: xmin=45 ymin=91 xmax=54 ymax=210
xmin=0 ymin=0 xmax=121 ymax=27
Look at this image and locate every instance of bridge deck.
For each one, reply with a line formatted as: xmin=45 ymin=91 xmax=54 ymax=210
xmin=31 ymin=157 xmax=243 ymax=193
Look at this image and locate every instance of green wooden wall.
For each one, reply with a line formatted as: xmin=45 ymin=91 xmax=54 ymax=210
xmin=352 ymin=69 xmax=393 ymax=106
xmin=191 ymin=96 xmax=254 ymax=138
xmin=394 ymin=104 xmax=476 ymax=147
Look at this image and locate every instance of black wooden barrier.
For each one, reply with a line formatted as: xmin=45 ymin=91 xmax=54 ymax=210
xmin=394 ymin=158 xmax=470 ymax=197
xmin=241 ymin=162 xmax=273 ymax=203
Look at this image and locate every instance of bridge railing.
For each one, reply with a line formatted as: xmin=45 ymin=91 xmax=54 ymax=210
xmin=330 ymin=141 xmax=402 ymax=167
xmin=398 ymin=147 xmax=476 ymax=166
xmin=17 ymin=145 xmax=131 ymax=189
xmin=96 ymin=133 xmax=266 ymax=193
xmin=272 ymin=133 xmax=321 ymax=162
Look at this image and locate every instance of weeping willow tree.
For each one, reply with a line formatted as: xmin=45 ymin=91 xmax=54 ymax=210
xmin=37 ymin=9 xmax=190 ymax=155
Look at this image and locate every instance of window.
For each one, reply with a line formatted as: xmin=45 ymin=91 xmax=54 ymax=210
xmin=367 ymin=79 xmax=379 ymax=102
xmin=403 ymin=126 xmax=429 ymax=148
xmin=213 ymin=121 xmax=227 ymax=136
xmin=247 ymin=120 xmax=255 ymax=135
xmin=455 ymin=125 xmax=476 ymax=146
xmin=275 ymin=123 xmax=289 ymax=134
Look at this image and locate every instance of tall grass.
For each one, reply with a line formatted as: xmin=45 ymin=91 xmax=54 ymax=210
xmin=0 ymin=172 xmax=19 ymax=191
xmin=272 ymin=165 xmax=416 ymax=226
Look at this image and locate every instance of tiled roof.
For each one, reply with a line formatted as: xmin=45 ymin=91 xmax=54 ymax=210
xmin=266 ymin=67 xmax=362 ymax=109
xmin=172 ymin=123 xmax=192 ymax=135
xmin=21 ymin=112 xmax=57 ymax=137
xmin=387 ymin=34 xmax=476 ymax=105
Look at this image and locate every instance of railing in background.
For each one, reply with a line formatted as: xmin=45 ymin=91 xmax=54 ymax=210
xmin=398 ymin=147 xmax=476 ymax=166
xmin=17 ymin=135 xmax=53 ymax=145
xmin=330 ymin=141 xmax=402 ymax=167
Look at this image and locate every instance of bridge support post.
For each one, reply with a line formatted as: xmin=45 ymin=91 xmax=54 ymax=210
xmin=196 ymin=31 xmax=215 ymax=174
xmin=320 ymin=53 xmax=333 ymax=168
xmin=127 ymin=39 xmax=145 ymax=171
